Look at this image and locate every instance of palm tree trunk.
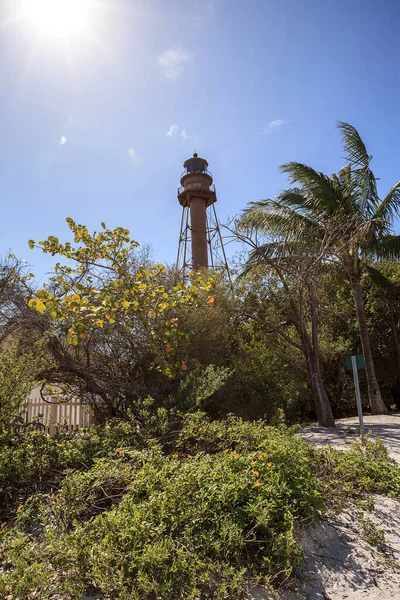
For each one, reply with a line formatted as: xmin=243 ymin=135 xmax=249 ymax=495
xmin=351 ymin=275 xmax=387 ymax=414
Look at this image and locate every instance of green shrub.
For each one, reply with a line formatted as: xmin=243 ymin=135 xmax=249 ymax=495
xmin=0 ymin=436 xmax=320 ymax=599
xmin=0 ymin=420 xmax=143 ymax=521
xmin=176 ymin=411 xmax=298 ymax=454
xmin=1 ymin=414 xmax=399 ymax=599
xmin=0 ymin=402 xmax=181 ymax=520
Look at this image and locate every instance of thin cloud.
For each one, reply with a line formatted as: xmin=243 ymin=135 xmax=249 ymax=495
xmin=60 ymin=136 xmax=67 ymax=145
xmin=166 ymin=125 xmax=191 ymax=146
xmin=269 ymin=119 xmax=288 ymax=128
xmin=261 ymin=119 xmax=288 ymax=134
xmin=167 ymin=124 xmax=179 ymax=138
xmin=158 ymin=47 xmax=192 ymax=80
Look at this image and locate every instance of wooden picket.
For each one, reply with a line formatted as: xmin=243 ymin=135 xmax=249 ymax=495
xmin=24 ymin=387 xmax=92 ymax=434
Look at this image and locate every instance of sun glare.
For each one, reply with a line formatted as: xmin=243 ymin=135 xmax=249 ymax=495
xmin=22 ymin=0 xmax=92 ymax=38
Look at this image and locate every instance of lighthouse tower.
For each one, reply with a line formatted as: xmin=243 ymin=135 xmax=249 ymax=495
xmin=176 ymin=154 xmax=230 ymax=279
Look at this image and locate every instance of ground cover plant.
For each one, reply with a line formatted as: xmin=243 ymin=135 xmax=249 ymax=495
xmin=1 ymin=412 xmax=399 ymax=599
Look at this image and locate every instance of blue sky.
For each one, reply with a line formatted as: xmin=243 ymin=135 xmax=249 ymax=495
xmin=1 ymin=0 xmax=400 ymax=279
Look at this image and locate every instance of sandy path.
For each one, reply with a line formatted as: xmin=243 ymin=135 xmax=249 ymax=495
xmin=299 ymin=413 xmax=400 ymax=464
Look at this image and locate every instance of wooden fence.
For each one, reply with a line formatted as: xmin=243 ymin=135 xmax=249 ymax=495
xmin=24 ymin=388 xmax=92 ymax=434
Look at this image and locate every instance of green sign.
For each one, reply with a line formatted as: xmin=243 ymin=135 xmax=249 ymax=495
xmin=345 ymin=354 xmax=364 ymax=371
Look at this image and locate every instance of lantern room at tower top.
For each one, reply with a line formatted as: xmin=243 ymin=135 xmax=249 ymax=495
xmin=178 ymin=153 xmax=216 ymax=208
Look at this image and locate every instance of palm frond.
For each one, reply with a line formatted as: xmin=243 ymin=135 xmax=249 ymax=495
xmin=372 ymin=181 xmax=400 ymax=223
xmin=280 ymin=163 xmax=344 ymax=216
xmin=365 ymin=265 xmax=392 ymax=289
xmin=245 ymin=188 xmax=308 ymax=213
xmin=338 ymin=164 xmax=353 ymax=189
xmin=374 ymin=235 xmax=400 ymax=260
xmin=241 ymin=240 xmax=313 ymax=277
xmin=337 ymin=122 xmax=372 ymax=168
xmin=240 ymin=198 xmax=276 ymax=229
xmin=333 ymin=166 xmax=358 ymax=214
xmin=244 ymin=241 xmax=294 ymax=267
xmin=242 ymin=194 xmax=323 ymax=243
xmin=357 ymin=167 xmax=378 ymax=217
xmin=274 ymin=188 xmax=310 ymax=209
xmin=355 ymin=218 xmax=392 ymax=256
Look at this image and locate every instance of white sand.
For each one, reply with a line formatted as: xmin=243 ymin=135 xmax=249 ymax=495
xmin=252 ymin=495 xmax=400 ymax=600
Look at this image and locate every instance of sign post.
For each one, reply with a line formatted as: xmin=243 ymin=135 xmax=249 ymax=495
xmin=346 ymin=354 xmax=364 ymax=432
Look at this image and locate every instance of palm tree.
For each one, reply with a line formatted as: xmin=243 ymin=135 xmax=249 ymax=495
xmin=244 ymin=122 xmax=400 ymax=415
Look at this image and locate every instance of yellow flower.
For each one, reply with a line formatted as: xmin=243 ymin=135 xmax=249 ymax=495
xmin=17 ymin=505 xmax=24 ymax=511
xmin=172 ymin=453 xmax=179 ymax=459
xmin=254 ymin=481 xmax=261 ymax=487
xmin=258 ymin=455 xmax=263 ymax=460
xmin=178 ymin=433 xmax=183 ymax=437
xmin=295 ymin=436 xmax=300 ymax=441
xmin=233 ymin=454 xmax=239 ymax=460
xmin=188 ymin=455 xmax=193 ymax=459
xmin=118 ymin=449 xmax=125 ymax=455
xmin=212 ymin=472 xmax=217 ymax=478
xmin=198 ymin=427 xmax=203 ymax=431
xmin=252 ymin=470 xmax=259 ymax=477
xmin=267 ymin=462 xmax=272 ymax=467
xmin=224 ymin=449 xmax=229 ymax=453
xmin=250 ymin=461 xmax=257 ymax=466
xmin=55 ymin=494 xmax=62 ymax=502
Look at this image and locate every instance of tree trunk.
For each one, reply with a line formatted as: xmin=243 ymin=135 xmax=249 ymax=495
xmin=305 ymin=352 xmax=336 ymax=427
xmin=295 ymin=286 xmax=335 ymax=427
xmin=351 ymin=275 xmax=387 ymax=414
xmin=309 ymin=288 xmax=335 ymax=427
xmin=302 ymin=304 xmax=335 ymax=429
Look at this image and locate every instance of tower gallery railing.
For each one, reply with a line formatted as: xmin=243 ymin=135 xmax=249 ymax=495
xmin=177 ymin=183 xmax=216 ymax=195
